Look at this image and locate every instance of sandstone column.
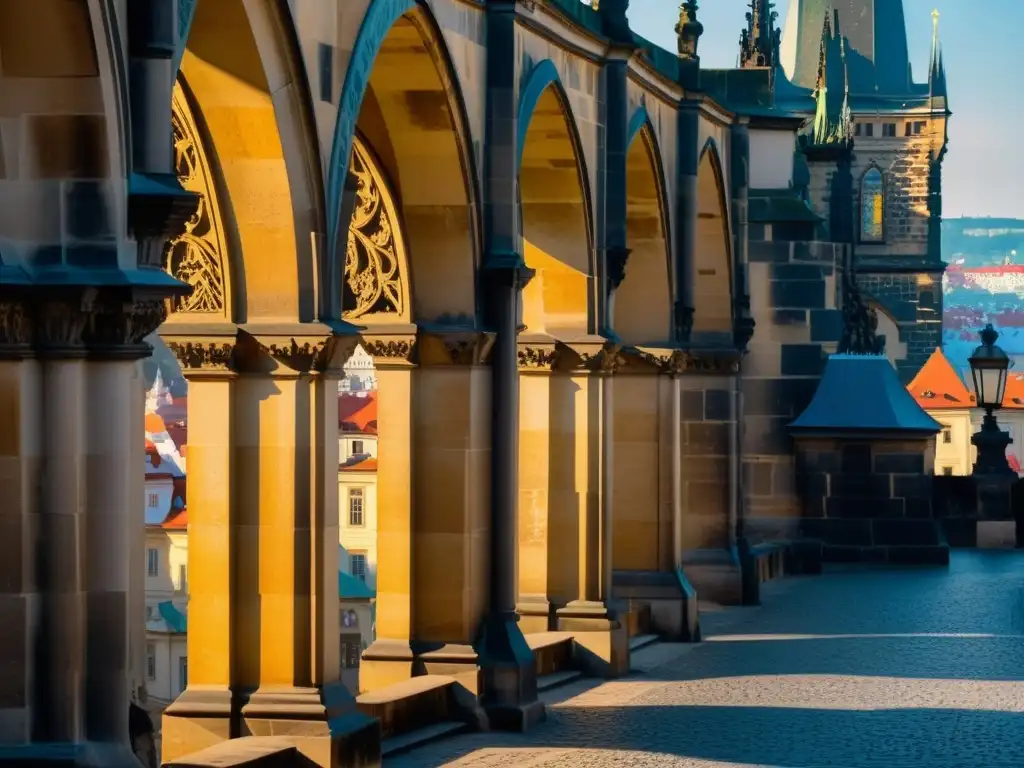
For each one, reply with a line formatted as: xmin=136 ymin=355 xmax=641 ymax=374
xmin=161 ymin=331 xmax=379 ymax=768
xmin=674 ymin=104 xmax=700 ymax=343
xmin=553 ymin=341 xmax=629 ymax=677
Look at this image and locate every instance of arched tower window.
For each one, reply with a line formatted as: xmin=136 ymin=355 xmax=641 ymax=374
xmin=860 ymin=167 xmax=885 ymax=242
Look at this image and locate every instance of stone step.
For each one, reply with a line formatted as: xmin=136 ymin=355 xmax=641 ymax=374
xmin=629 ymin=633 xmax=659 ymax=653
xmin=380 ymin=720 xmax=470 ymax=758
xmin=526 ymin=631 xmax=575 ymax=677
xmin=537 ymin=669 xmax=583 ymax=693
xmin=356 ymin=674 xmax=479 ymax=742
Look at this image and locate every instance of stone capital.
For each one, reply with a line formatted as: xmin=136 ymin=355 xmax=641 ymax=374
xmin=361 ymin=334 xmax=417 ymax=369
xmin=0 ymin=301 xmax=32 ymax=359
xmin=555 ymin=339 xmax=625 ymax=376
xmin=419 ymin=330 xmax=496 ymax=367
xmin=166 ymin=337 xmax=237 ymax=377
xmin=85 ymin=297 xmax=168 ymax=359
xmin=517 ymin=343 xmax=559 ymax=373
xmin=617 ymin=346 xmax=675 ymax=375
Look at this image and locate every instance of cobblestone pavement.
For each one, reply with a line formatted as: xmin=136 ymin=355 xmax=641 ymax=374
xmin=387 ymin=551 xmax=1024 ymax=768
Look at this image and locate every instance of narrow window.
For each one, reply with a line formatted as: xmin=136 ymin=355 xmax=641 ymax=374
xmin=859 ymin=168 xmax=884 ymax=242
xmin=351 ymin=439 xmax=364 ymax=456
xmin=904 ymin=122 xmax=912 ymax=136
xmin=178 ymin=564 xmax=188 ymax=591
xmin=942 ymin=428 xmax=952 ymax=444
xmin=854 ymin=123 xmax=862 ymax=136
xmin=942 ymin=467 xmax=953 ymax=476
xmin=178 ymin=656 xmax=188 ymax=693
xmin=148 ymin=493 xmax=159 ymax=508
xmin=864 ymin=123 xmax=874 ymax=137
xmin=147 ymin=548 xmax=159 ymax=577
xmin=317 ymin=43 xmax=333 ymax=103
xmin=348 ymin=488 xmax=365 ymax=526
xmin=146 ymin=644 xmax=156 ymax=681
xmin=350 ymin=553 xmax=368 ymax=582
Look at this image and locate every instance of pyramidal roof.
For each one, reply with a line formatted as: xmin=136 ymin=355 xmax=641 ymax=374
xmin=906 ymin=348 xmax=974 ymax=410
xmin=779 ymin=0 xmax=914 ymax=96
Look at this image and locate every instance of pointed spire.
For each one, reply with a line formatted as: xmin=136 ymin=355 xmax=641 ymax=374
xmin=810 ymin=9 xmax=853 ymax=147
xmin=928 ymin=9 xmax=948 ymax=104
xmin=739 ymin=0 xmax=780 ymax=70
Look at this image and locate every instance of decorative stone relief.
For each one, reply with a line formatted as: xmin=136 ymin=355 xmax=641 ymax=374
xmin=267 ymin=340 xmax=327 ymax=373
xmin=168 ymin=341 xmax=235 ymax=371
xmin=0 ymin=302 xmax=31 ymax=348
xmin=344 ymin=137 xmax=409 ymax=321
xmin=87 ymin=300 xmax=168 ymax=349
xmin=168 ymin=82 xmax=228 ymax=315
xmin=518 ymin=346 xmax=559 ymax=371
xmin=363 ymin=338 xmax=415 ymax=365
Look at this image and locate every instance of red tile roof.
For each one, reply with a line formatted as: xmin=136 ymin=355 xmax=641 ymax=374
xmin=1002 ymin=374 xmax=1024 ymax=409
xmin=145 ymin=412 xmax=168 ymax=434
xmin=338 ymin=393 xmax=378 ymax=435
xmin=906 ymin=348 xmax=974 ymax=410
xmin=162 ymin=507 xmax=188 ymax=530
xmin=340 ymin=457 xmax=377 ymax=472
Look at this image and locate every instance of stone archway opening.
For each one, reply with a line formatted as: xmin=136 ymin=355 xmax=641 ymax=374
xmin=693 ymin=147 xmax=733 ymax=338
xmin=350 ymin=11 xmax=478 ymax=325
xmin=519 ymin=86 xmax=593 ymax=336
xmin=616 ymin=125 xmax=672 ymax=345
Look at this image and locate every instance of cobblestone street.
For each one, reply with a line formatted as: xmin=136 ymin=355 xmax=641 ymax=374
xmin=388 ymin=551 xmax=1024 ymax=767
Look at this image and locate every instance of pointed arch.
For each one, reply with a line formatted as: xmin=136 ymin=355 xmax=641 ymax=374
xmin=327 ymin=1 xmax=482 ymax=324
xmin=614 ymin=112 xmax=673 ymax=345
xmin=175 ymin=0 xmax=325 ymax=324
xmin=517 ymin=61 xmax=595 ymax=335
xmin=693 ymin=138 xmax=734 ymax=336
xmin=859 ymin=163 xmax=886 ymax=243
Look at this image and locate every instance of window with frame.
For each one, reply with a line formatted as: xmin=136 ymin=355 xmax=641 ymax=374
xmin=148 ymin=493 xmax=159 ymax=508
xmin=146 ymin=643 xmax=156 ymax=681
xmin=178 ymin=563 xmax=188 ymax=591
xmin=348 ymin=488 xmax=365 ymax=526
xmin=854 ymin=123 xmax=862 ymax=136
xmin=914 ymin=121 xmax=926 ymax=135
xmin=904 ymin=121 xmax=912 ymax=136
xmin=942 ymin=428 xmax=952 ymax=444
xmin=882 ymin=123 xmax=897 ymax=137
xmin=350 ymin=552 xmax=368 ymax=582
xmin=351 ymin=439 xmax=364 ymax=456
xmin=178 ymin=656 xmax=188 ymax=693
xmin=859 ymin=168 xmax=885 ymax=242
xmin=942 ymin=466 xmax=954 ymax=476
xmin=147 ymin=548 xmax=159 ymax=577
xmin=864 ymin=122 xmax=874 ymax=137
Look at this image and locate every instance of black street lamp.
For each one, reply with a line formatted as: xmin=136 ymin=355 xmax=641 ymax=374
xmin=969 ymin=324 xmax=1014 ymax=476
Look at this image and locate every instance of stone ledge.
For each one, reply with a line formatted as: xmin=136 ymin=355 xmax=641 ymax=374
xmin=163 ymin=736 xmax=306 ymax=767
xmin=355 ymin=675 xmax=482 ymax=741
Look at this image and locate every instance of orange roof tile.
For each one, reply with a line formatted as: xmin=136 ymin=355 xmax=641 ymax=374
xmin=340 ymin=457 xmax=377 ymax=472
xmin=162 ymin=507 xmax=188 ymax=529
xmin=1002 ymin=373 xmax=1024 ymax=409
xmin=145 ymin=412 xmax=168 ymax=434
xmin=906 ymin=348 xmax=974 ymax=410
xmin=338 ymin=393 xmax=378 ymax=435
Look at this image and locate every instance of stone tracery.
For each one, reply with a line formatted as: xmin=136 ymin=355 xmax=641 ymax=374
xmin=168 ymin=82 xmax=228 ymax=315
xmin=344 ymin=136 xmax=408 ymax=320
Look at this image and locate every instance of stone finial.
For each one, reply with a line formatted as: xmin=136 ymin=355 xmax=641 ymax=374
xmin=837 ymin=266 xmax=884 ymax=356
xmin=676 ymin=1 xmax=704 ymax=60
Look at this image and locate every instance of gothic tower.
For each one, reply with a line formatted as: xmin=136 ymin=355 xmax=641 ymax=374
xmin=775 ymin=1 xmax=951 ymax=382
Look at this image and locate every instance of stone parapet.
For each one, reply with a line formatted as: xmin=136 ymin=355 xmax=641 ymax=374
xmin=795 ymin=437 xmax=948 ymax=564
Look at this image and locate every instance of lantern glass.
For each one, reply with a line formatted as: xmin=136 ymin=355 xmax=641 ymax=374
xmin=968 ymin=324 xmax=1010 ymax=409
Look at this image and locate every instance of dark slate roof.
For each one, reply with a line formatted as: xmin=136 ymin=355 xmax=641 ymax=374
xmin=339 ymin=570 xmax=374 ymax=600
xmin=158 ymin=601 xmax=187 ymax=633
xmin=780 ymin=0 xmax=915 ymax=96
xmin=790 ymin=354 xmax=942 ymax=436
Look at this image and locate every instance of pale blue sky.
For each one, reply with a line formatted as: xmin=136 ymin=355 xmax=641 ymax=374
xmin=624 ymin=0 xmax=1024 ymax=219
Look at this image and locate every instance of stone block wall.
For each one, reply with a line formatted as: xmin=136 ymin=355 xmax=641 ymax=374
xmin=857 ymin=272 xmax=943 ymax=383
xmin=742 ymin=236 xmax=847 ymax=543
xmin=795 ymin=437 xmax=947 ymax=564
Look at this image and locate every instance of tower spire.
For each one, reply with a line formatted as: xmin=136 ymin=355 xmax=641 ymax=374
xmin=810 ymin=9 xmax=852 ymax=147
xmin=739 ymin=0 xmax=781 ymax=69
xmin=928 ymin=9 xmax=948 ymax=101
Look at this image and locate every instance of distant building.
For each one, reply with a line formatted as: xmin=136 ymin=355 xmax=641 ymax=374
xmin=907 ymin=347 xmax=1024 ymax=476
xmin=338 ymin=393 xmax=378 ymax=594
xmin=339 ymin=345 xmax=377 ymax=393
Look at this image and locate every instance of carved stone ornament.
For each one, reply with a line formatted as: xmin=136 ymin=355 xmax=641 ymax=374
xmin=267 ymin=339 xmax=327 ymax=374
xmin=518 ymin=345 xmax=559 ymax=371
xmin=363 ymin=338 xmax=415 ymax=364
xmin=580 ymin=342 xmax=626 ymax=375
xmin=168 ymin=82 xmax=228 ymax=314
xmin=0 ymin=302 xmax=31 ymax=349
xmin=444 ymin=333 xmax=496 ymax=366
xmin=344 ymin=137 xmax=409 ymax=321
xmin=86 ymin=300 xmax=167 ymax=352
xmin=168 ymin=340 xmax=235 ymax=371
xmin=34 ymin=300 xmax=92 ymax=352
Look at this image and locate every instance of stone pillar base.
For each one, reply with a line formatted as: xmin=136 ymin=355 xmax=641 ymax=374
xmin=359 ymin=640 xmax=416 ymax=694
xmin=239 ymin=684 xmax=380 ymax=767
xmin=161 ymin=687 xmax=234 ymax=765
xmin=416 ymin=644 xmax=482 ymax=694
xmin=682 ymin=549 xmax=743 ymax=606
xmin=612 ymin=570 xmax=700 ymax=642
xmin=516 ymin=595 xmax=553 ymax=634
xmin=555 ymin=601 xmax=630 ymax=677
xmin=477 ymin=613 xmax=545 ymax=732
xmin=0 ymin=742 xmax=143 ymax=767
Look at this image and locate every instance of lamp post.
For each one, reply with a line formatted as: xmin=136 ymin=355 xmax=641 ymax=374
xmin=969 ymin=324 xmax=1014 ymax=476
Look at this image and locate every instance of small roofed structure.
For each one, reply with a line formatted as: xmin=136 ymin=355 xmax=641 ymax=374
xmin=790 ymin=353 xmax=947 ymax=565
xmin=791 ymin=354 xmax=942 ymax=437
